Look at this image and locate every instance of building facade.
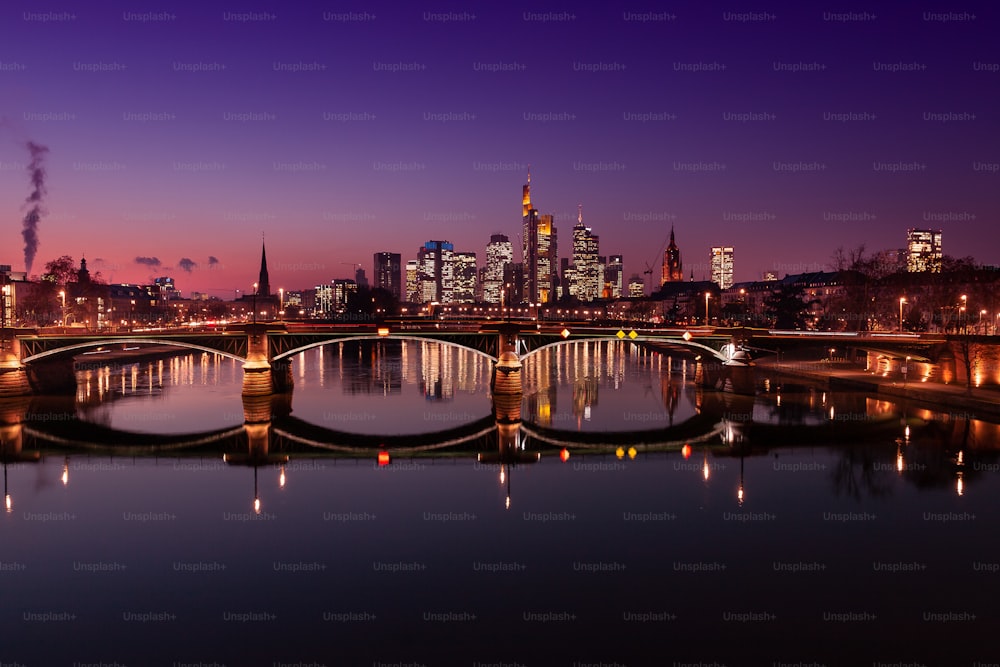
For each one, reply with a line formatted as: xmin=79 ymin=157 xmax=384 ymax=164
xmin=484 ymin=234 xmax=512 ymax=304
xmin=710 ymin=246 xmax=734 ymax=289
xmin=373 ymin=252 xmax=402 ymax=299
xmin=661 ymin=226 xmax=683 ymax=284
xmin=906 ymin=228 xmax=943 ymax=273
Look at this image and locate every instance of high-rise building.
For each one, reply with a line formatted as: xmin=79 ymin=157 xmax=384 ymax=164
xmin=906 ymin=228 xmax=942 ymax=272
xmin=354 ymin=268 xmax=368 ymax=289
xmin=332 ymin=279 xmax=357 ymax=312
xmin=373 ymin=252 xmax=402 ymax=299
xmin=452 ymin=252 xmax=477 ymax=303
xmin=417 ymin=240 xmax=454 ymax=303
xmin=710 ymin=246 xmax=734 ymax=289
xmin=521 ymin=170 xmax=556 ymax=304
xmin=627 ymin=275 xmax=645 ymax=298
xmin=606 ymin=254 xmax=623 ymax=299
xmin=314 ymin=283 xmax=333 ymax=316
xmin=571 ymin=206 xmax=601 ymax=301
xmin=484 ymin=234 xmax=512 ymax=303
xmin=661 ymin=226 xmax=683 ymax=284
xmin=405 ymin=259 xmax=420 ymax=303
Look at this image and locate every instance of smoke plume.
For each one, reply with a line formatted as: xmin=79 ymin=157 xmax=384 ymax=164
xmin=22 ymin=141 xmax=49 ymax=276
xmin=135 ymin=256 xmax=161 ymax=267
xmin=178 ymin=257 xmax=197 ymax=273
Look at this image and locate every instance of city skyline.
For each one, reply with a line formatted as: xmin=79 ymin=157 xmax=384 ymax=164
xmin=1 ymin=2 xmax=997 ymax=294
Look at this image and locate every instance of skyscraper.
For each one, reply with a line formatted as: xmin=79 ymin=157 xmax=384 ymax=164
xmin=661 ymin=226 xmax=683 ymax=284
xmin=710 ymin=246 xmax=734 ymax=289
xmin=417 ymin=240 xmax=454 ymax=303
xmin=373 ymin=252 xmax=402 ymax=299
xmin=906 ymin=228 xmax=943 ymax=272
xmin=484 ymin=234 xmax=512 ymax=303
xmin=606 ymin=254 xmax=623 ymax=299
xmin=571 ymin=206 xmax=600 ymax=301
xmin=405 ymin=259 xmax=420 ymax=303
xmin=522 ymin=170 xmax=556 ymax=304
xmin=452 ymin=252 xmax=477 ymax=303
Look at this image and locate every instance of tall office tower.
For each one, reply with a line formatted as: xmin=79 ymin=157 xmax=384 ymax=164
xmin=314 ymin=283 xmax=333 ymax=316
xmin=354 ymin=268 xmax=368 ymax=289
xmin=710 ymin=246 xmax=735 ymax=289
xmin=606 ymin=254 xmax=624 ymax=299
xmin=405 ymin=259 xmax=420 ymax=303
xmin=452 ymin=252 xmax=477 ymax=303
xmin=417 ymin=240 xmax=455 ymax=303
xmin=571 ymin=206 xmax=600 ymax=301
xmin=627 ymin=275 xmax=645 ymax=298
xmin=373 ymin=252 xmax=402 ymax=299
xmin=484 ymin=234 xmax=513 ymax=303
xmin=521 ymin=170 xmax=557 ymax=304
xmin=906 ymin=228 xmax=943 ymax=272
xmin=661 ymin=225 xmax=683 ymax=284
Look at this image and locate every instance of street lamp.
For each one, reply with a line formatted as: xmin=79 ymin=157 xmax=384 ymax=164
xmin=704 ymin=292 xmax=711 ymax=326
xmin=58 ymin=290 xmax=66 ymax=326
xmin=252 ymin=282 xmax=258 ymax=326
xmin=898 ymin=297 xmax=906 ymax=333
xmin=960 ymin=294 xmax=967 ymax=332
xmin=278 ymin=288 xmax=284 ymax=322
xmin=980 ymin=309 xmax=987 ymax=334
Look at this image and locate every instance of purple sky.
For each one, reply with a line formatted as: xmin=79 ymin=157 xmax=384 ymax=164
xmin=1 ymin=1 xmax=998 ymax=296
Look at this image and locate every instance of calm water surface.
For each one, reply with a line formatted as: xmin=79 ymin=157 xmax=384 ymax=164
xmin=2 ymin=340 xmax=998 ymax=666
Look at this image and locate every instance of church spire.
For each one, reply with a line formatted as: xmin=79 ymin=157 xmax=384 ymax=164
xmin=257 ymin=236 xmax=271 ymax=297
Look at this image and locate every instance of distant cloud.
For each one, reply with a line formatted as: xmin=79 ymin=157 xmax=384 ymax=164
xmin=135 ymin=256 xmax=161 ymax=267
xmin=178 ymin=257 xmax=197 ymax=273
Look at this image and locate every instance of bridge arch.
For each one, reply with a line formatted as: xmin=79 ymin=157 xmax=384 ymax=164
xmin=20 ymin=338 xmax=248 ymax=365
xmin=519 ymin=336 xmax=729 ymax=363
xmin=272 ymin=334 xmax=499 ymax=364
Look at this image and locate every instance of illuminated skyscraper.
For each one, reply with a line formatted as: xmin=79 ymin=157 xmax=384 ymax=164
xmin=906 ymin=228 xmax=942 ymax=272
xmin=373 ymin=252 xmax=401 ymax=299
xmin=452 ymin=252 xmax=477 ymax=303
xmin=417 ymin=240 xmax=454 ymax=303
xmin=661 ymin=226 xmax=683 ymax=284
xmin=710 ymin=246 xmax=734 ymax=289
xmin=571 ymin=206 xmax=600 ymax=301
xmin=484 ymin=234 xmax=513 ymax=304
xmin=606 ymin=254 xmax=623 ymax=299
xmin=405 ymin=260 xmax=420 ymax=303
xmin=522 ymin=170 xmax=556 ymax=304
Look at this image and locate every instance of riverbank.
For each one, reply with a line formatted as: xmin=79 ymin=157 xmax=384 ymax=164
xmin=754 ymin=355 xmax=1000 ymax=421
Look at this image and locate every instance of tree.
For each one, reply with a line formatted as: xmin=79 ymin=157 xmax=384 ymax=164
xmin=41 ymin=255 xmax=77 ymax=286
xmin=763 ymin=283 xmax=818 ymax=329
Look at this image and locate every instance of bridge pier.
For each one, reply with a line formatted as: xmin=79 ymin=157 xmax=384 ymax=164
xmin=242 ymin=327 xmax=273 ymax=397
xmin=0 ymin=336 xmax=31 ymax=397
xmin=491 ymin=325 xmax=523 ymax=422
xmin=0 ymin=353 xmax=31 ymax=398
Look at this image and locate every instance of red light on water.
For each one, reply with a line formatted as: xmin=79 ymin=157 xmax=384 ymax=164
xmin=681 ymin=444 xmax=692 ymax=459
xmin=377 ymin=451 xmax=391 ymax=466
xmin=559 ymin=448 xmax=570 ymax=462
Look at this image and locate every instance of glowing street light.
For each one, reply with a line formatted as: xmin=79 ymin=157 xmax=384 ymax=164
xmin=704 ymin=292 xmax=711 ymax=326
xmin=898 ymin=297 xmax=907 ymax=333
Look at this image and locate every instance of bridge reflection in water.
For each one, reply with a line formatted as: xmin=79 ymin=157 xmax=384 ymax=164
xmin=2 ymin=369 xmax=997 ymax=516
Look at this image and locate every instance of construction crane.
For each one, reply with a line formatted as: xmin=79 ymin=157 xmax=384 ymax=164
xmin=643 ymin=236 xmax=671 ymax=294
xmin=341 ymin=262 xmax=368 ymax=287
